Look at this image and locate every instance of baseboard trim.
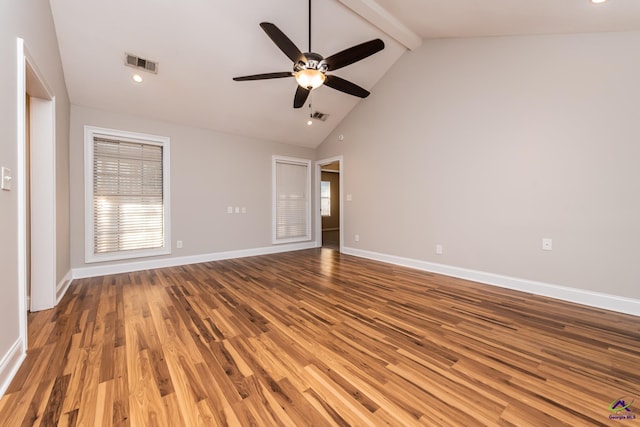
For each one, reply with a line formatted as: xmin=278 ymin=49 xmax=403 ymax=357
xmin=56 ymin=270 xmax=73 ymax=304
xmin=342 ymin=247 xmax=640 ymax=317
xmin=73 ymin=241 xmax=318 ymax=279
xmin=0 ymin=338 xmax=26 ymax=399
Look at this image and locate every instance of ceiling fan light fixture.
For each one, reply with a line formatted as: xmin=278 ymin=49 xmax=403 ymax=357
xmin=295 ymin=69 xmax=326 ymax=89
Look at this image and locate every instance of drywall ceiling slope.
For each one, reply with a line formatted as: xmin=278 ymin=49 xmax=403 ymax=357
xmin=375 ymin=0 xmax=640 ymax=39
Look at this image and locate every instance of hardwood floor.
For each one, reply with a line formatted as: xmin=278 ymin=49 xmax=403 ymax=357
xmin=1 ymin=248 xmax=638 ymax=426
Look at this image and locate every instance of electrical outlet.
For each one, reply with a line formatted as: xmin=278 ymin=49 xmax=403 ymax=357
xmin=354 ymin=234 xmax=360 ymax=242
xmin=542 ymin=238 xmax=553 ymax=251
xmin=435 ymin=244 xmax=443 ymax=255
xmin=176 ymin=240 xmax=183 ymax=249
xmin=227 ymin=206 xmax=233 ymax=214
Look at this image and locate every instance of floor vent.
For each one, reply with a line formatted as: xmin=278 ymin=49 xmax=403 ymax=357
xmin=125 ymin=53 xmax=158 ymax=74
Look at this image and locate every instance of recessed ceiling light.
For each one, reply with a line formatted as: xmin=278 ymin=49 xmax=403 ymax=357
xmin=132 ymin=74 xmax=143 ymax=83
xmin=307 ymin=120 xmax=313 ymax=126
xmin=591 ymin=0 xmax=608 ymax=4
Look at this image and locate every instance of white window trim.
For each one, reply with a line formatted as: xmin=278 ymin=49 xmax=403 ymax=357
xmin=272 ymin=155 xmax=312 ymax=245
xmin=84 ymin=126 xmax=171 ymax=263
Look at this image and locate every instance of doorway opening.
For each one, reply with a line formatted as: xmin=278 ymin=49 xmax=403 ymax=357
xmin=316 ymin=157 xmax=343 ymax=252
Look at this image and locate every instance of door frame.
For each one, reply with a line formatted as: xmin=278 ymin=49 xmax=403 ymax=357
xmin=315 ymin=156 xmax=343 ymax=252
xmin=17 ymin=38 xmax=57 ymax=318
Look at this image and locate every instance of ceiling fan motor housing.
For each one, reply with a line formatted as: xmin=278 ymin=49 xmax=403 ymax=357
xmin=294 ymin=52 xmax=328 ymax=74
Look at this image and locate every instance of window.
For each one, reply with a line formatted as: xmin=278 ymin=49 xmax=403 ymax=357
xmin=84 ymin=126 xmax=170 ymax=263
xmin=272 ymin=156 xmax=311 ymax=244
xmin=320 ymin=181 xmax=331 ymax=216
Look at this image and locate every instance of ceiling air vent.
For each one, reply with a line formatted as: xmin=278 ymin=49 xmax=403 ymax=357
xmin=311 ymin=111 xmax=329 ymax=122
xmin=125 ymin=53 xmax=158 ymax=74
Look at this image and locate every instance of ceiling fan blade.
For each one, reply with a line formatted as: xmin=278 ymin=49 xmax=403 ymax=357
xmin=260 ymin=22 xmax=306 ymax=64
xmin=233 ymin=72 xmax=292 ymax=81
xmin=324 ymin=39 xmax=385 ymax=71
xmin=324 ymin=75 xmax=370 ymax=98
xmin=294 ymin=86 xmax=311 ymax=108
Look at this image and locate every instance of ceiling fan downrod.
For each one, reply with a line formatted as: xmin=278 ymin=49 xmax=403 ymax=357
xmin=308 ymin=0 xmax=312 ymax=53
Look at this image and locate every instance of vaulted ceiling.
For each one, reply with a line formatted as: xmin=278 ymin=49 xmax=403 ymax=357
xmin=49 ymin=0 xmax=640 ymax=148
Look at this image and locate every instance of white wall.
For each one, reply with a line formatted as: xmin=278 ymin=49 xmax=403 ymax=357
xmin=0 ymin=0 xmax=70 ymax=393
xmin=70 ymin=105 xmax=316 ymax=273
xmin=317 ymin=31 xmax=640 ymax=303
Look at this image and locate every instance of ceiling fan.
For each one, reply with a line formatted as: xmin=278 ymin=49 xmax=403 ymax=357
xmin=232 ymin=0 xmax=385 ymax=109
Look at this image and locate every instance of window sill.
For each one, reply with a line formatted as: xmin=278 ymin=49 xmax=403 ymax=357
xmin=85 ymin=247 xmax=171 ymax=264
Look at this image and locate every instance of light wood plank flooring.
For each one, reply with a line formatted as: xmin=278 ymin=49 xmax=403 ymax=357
xmin=1 ymin=248 xmax=639 ymax=426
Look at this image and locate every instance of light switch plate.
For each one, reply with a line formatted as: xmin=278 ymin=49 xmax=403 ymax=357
xmin=1 ymin=167 xmax=12 ymax=191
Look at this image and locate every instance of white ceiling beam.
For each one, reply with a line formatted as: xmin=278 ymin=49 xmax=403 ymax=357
xmin=337 ymin=0 xmax=423 ymax=50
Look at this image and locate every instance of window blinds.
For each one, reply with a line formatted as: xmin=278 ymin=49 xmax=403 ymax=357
xmin=93 ymin=137 xmax=164 ymax=254
xmin=275 ymin=160 xmax=309 ymax=241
